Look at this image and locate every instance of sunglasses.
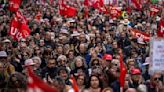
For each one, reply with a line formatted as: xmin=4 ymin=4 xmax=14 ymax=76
xmin=21 ymin=41 xmax=26 ymax=43
xmin=93 ymin=63 xmax=99 ymax=66
xmin=0 ymin=57 xmax=7 ymax=59
xmin=113 ymin=63 xmax=118 ymax=66
xmin=154 ymin=77 xmax=161 ymax=81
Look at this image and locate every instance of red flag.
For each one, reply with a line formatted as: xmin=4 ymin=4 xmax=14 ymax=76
xmin=8 ymin=0 xmax=22 ymax=12
xmin=9 ymin=18 xmax=19 ymax=40
xmin=119 ymin=51 xmax=127 ymax=90
xmin=92 ymin=0 xmax=100 ymax=9
xmin=127 ymin=6 xmax=132 ymax=14
xmin=9 ymin=11 xmax=30 ymax=41
xmin=110 ymin=6 xmax=122 ymax=18
xmin=70 ymin=76 xmax=79 ymax=92
xmin=27 ymin=67 xmax=58 ymax=92
xmin=131 ymin=0 xmax=142 ymax=10
xmin=59 ymin=0 xmax=77 ymax=17
xmin=19 ymin=23 xmax=30 ymax=38
xmin=150 ymin=5 xmax=160 ymax=17
xmin=59 ymin=0 xmax=65 ymax=16
xmin=11 ymin=23 xmax=31 ymax=41
xmin=131 ymin=29 xmax=150 ymax=41
xmin=65 ymin=6 xmax=77 ymax=17
xmin=157 ymin=19 xmax=164 ymax=37
xmin=84 ymin=0 xmax=89 ymax=6
xmin=99 ymin=0 xmax=104 ymax=7
xmin=15 ymin=11 xmax=28 ymax=24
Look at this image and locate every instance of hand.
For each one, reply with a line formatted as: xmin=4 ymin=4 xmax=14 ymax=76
xmin=90 ymin=48 xmax=95 ymax=55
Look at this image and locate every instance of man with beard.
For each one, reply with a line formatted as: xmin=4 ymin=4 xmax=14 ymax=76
xmin=41 ymin=58 xmax=58 ymax=79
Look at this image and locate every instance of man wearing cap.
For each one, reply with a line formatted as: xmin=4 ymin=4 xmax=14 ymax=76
xmin=22 ymin=59 xmax=36 ymax=76
xmin=0 ymin=51 xmax=15 ymax=81
xmin=102 ymin=54 xmax=113 ymax=69
xmin=128 ymin=68 xmax=144 ymax=89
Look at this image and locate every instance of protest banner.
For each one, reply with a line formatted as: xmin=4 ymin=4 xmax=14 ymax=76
xmin=150 ymin=38 xmax=164 ymax=73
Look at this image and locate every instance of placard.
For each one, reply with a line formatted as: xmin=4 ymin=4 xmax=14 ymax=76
xmin=150 ymin=38 xmax=164 ymax=72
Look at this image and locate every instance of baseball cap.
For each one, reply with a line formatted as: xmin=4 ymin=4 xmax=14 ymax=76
xmin=103 ymin=54 xmax=112 ymax=61
xmin=131 ymin=68 xmax=141 ymax=75
xmin=0 ymin=51 xmax=7 ymax=58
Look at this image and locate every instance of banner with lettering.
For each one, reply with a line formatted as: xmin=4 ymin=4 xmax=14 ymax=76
xmin=9 ymin=11 xmax=30 ymax=41
xmin=131 ymin=29 xmax=150 ymax=42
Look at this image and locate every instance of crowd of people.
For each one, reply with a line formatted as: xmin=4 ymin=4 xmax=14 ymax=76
xmin=0 ymin=0 xmax=164 ymax=92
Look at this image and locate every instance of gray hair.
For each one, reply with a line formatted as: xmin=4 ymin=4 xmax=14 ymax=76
xmin=57 ymin=55 xmax=67 ymax=62
xmin=71 ymin=56 xmax=88 ymax=70
xmin=32 ymin=56 xmax=42 ymax=64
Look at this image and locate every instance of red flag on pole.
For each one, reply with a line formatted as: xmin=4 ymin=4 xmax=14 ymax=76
xmin=150 ymin=5 xmax=160 ymax=17
xmin=59 ymin=0 xmax=77 ymax=17
xmin=119 ymin=51 xmax=127 ymax=92
xmin=8 ymin=0 xmax=22 ymax=12
xmin=131 ymin=0 xmax=142 ymax=10
xmin=157 ymin=19 xmax=164 ymax=37
xmin=27 ymin=67 xmax=58 ymax=92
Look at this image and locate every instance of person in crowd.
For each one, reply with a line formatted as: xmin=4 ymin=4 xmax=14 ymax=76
xmin=5 ymin=72 xmax=27 ymax=92
xmin=84 ymin=75 xmax=103 ymax=92
xmin=70 ymin=56 xmax=88 ymax=76
xmin=146 ymin=72 xmax=163 ymax=92
xmin=75 ymin=74 xmax=86 ymax=92
xmin=32 ymin=56 xmax=42 ymax=76
xmin=41 ymin=58 xmax=58 ymax=79
xmin=128 ymin=68 xmax=145 ymax=89
xmin=0 ymin=0 xmax=163 ymax=91
xmin=0 ymin=51 xmax=15 ymax=81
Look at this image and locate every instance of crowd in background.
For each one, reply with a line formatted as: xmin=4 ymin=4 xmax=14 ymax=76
xmin=0 ymin=0 xmax=164 ymax=92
